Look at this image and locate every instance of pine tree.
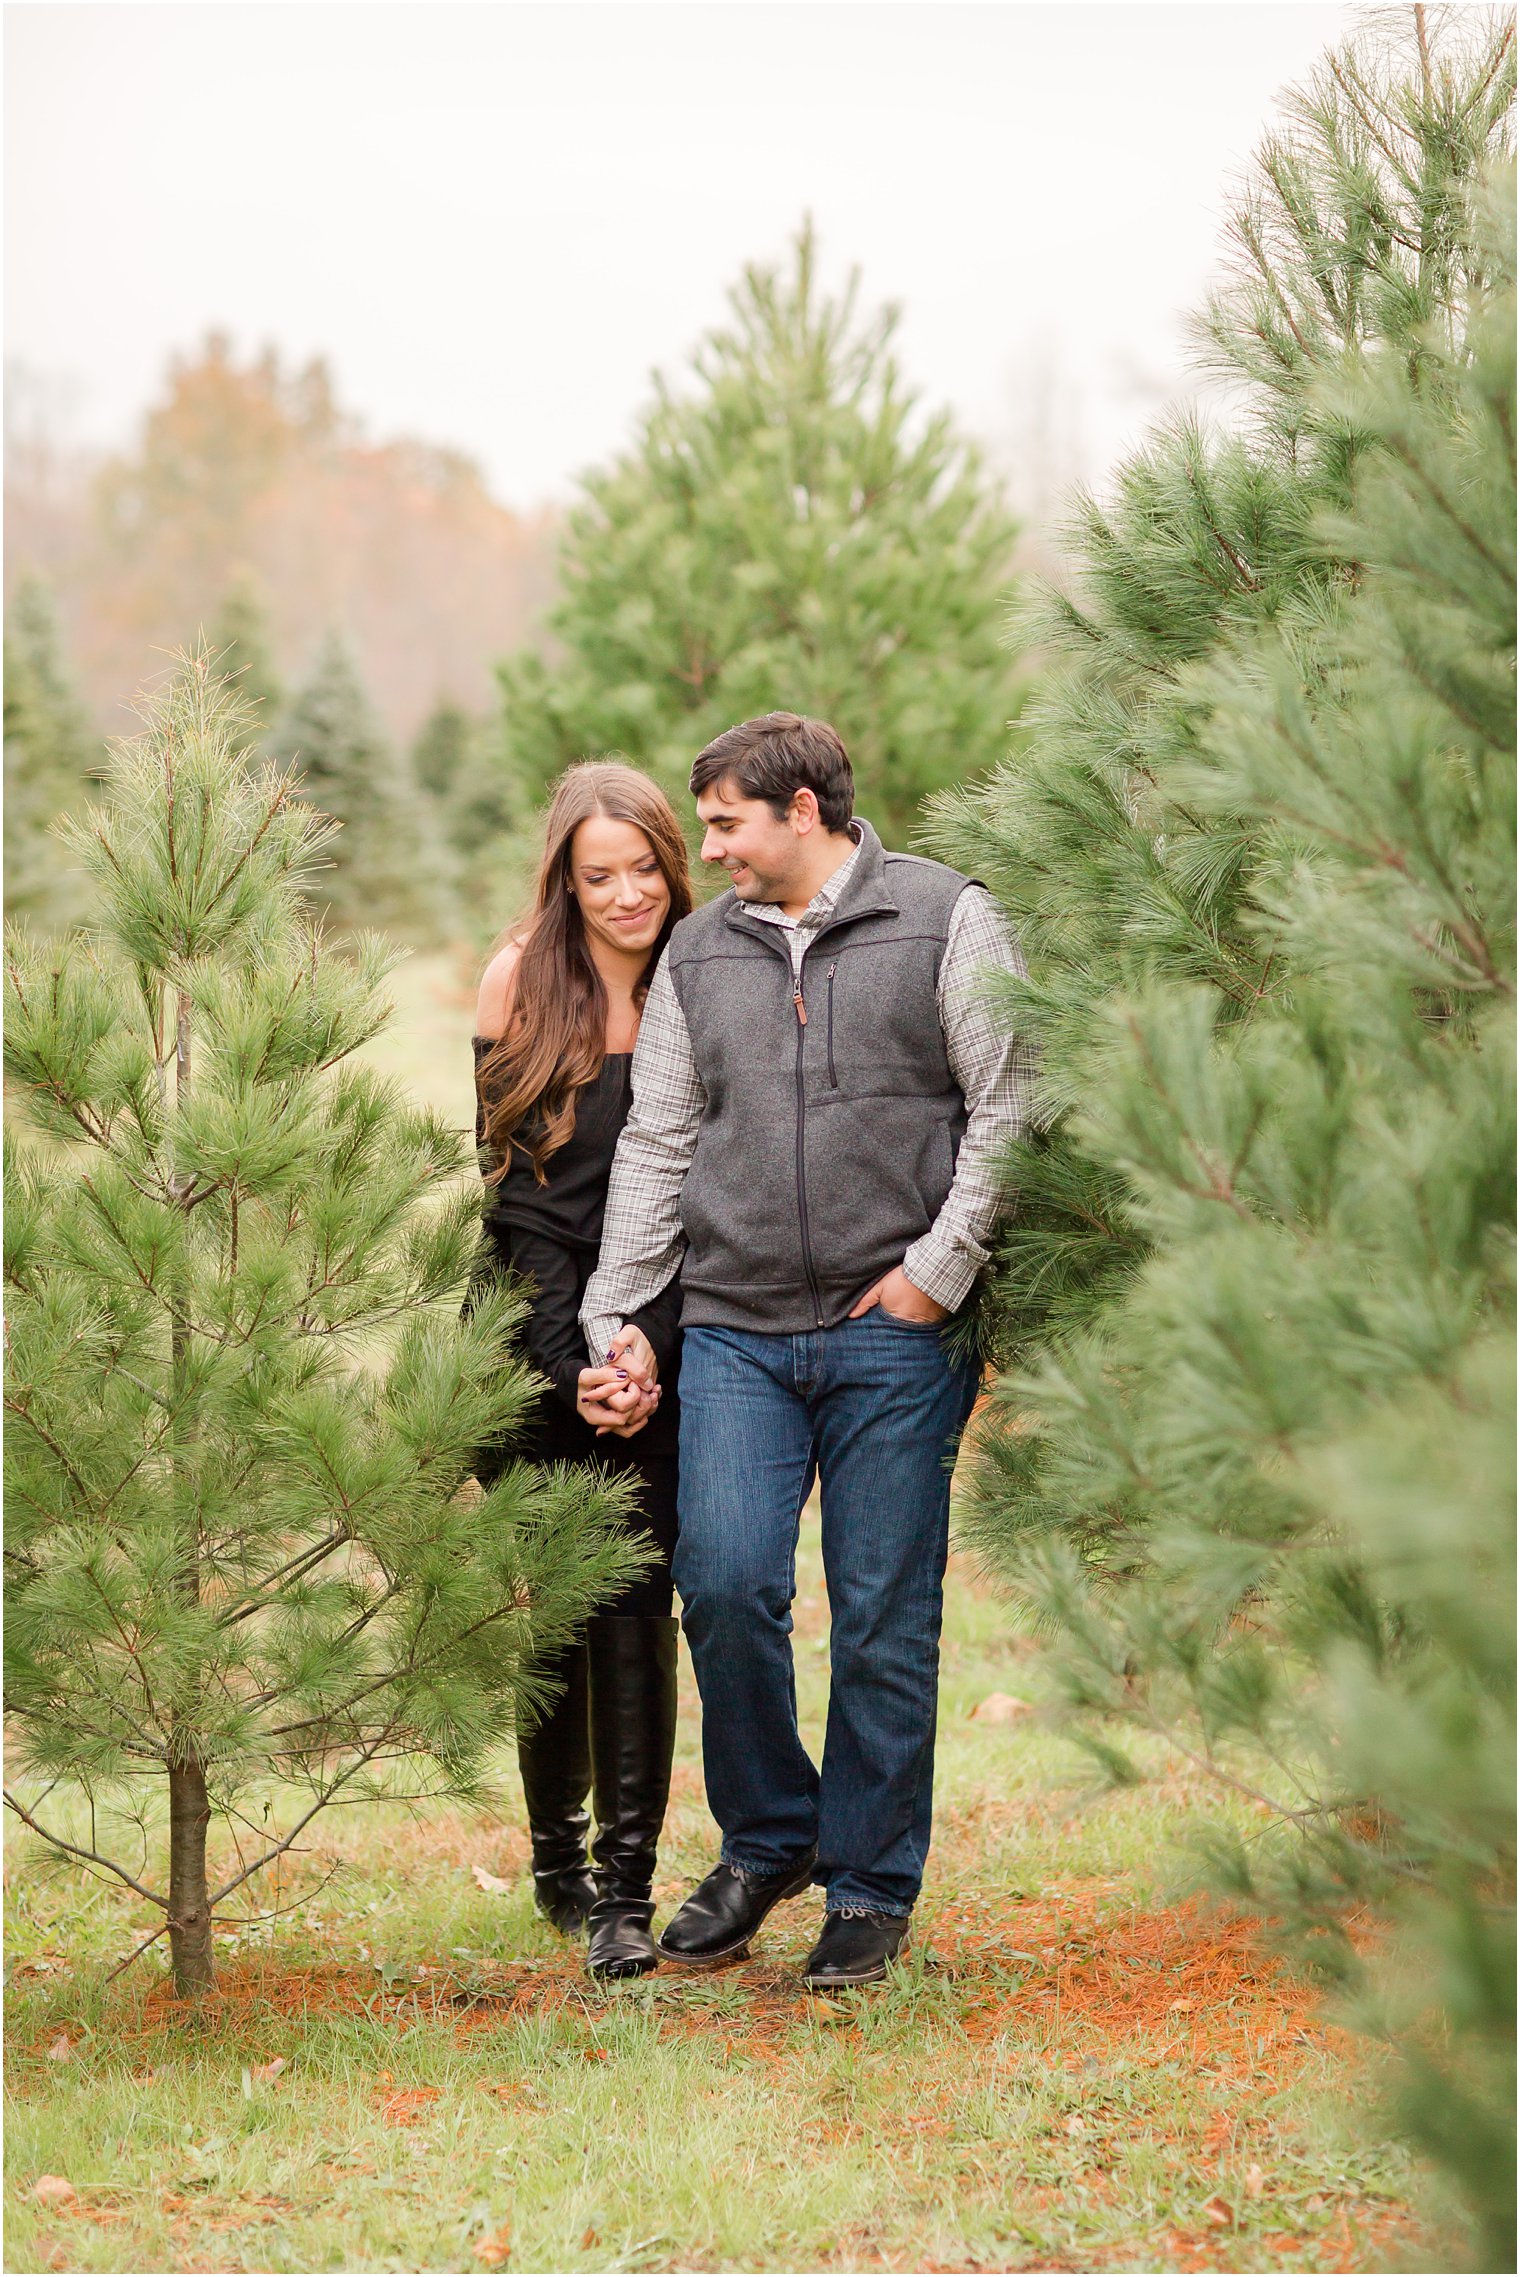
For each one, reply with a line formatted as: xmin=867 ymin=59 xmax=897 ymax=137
xmin=406 ymin=700 xmax=530 ymax=944
xmin=495 ymin=221 xmax=1021 ymax=850
xmin=3 ymin=578 xmax=99 ymax=926
xmin=278 ymin=632 xmax=454 ymax=942
xmin=411 ymin=699 xmax=476 ymax=809
xmin=929 ymin=14 xmax=1514 ymax=2259
xmin=208 ymin=571 xmax=283 ymax=756
xmin=3 ymin=652 xmax=640 ymax=1999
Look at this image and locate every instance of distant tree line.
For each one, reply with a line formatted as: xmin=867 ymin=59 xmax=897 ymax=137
xmin=6 ymin=232 xmax=1025 ymax=947
xmin=4 ymin=575 xmax=473 ymax=946
xmin=5 ymin=336 xmax=556 ymax=748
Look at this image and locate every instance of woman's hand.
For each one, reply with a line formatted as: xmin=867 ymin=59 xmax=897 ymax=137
xmin=577 ymin=1362 xmax=661 ymax=1439
xmin=576 ymin=1321 xmax=662 ymax=1436
xmin=606 ymin=1324 xmax=658 ymax=1384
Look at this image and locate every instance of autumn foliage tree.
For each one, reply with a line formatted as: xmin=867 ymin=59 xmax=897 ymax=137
xmin=6 ymin=335 xmax=556 ymax=749
xmin=3 ymin=653 xmax=637 ymax=1997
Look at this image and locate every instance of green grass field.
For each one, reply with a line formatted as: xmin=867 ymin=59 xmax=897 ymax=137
xmin=4 ymin=956 xmax=1426 ymax=2273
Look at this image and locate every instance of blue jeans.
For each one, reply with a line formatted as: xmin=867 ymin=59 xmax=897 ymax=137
xmin=674 ymin=1314 xmax=981 ymax=1917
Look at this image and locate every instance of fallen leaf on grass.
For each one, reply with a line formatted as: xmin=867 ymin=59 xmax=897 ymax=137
xmin=45 ymin=2035 xmax=73 ymax=2063
xmin=472 ymin=1866 xmax=515 ymax=1895
xmin=1063 ymin=2114 xmax=1087 ymax=2137
xmin=32 ymin=2177 xmax=77 ymax=2208
xmin=474 ymin=2221 xmax=513 ymax=2267
xmin=1245 ymin=2162 xmax=1266 ymax=2199
xmin=249 ymin=2057 xmax=287 ymax=2086
xmin=580 ymin=2228 xmax=599 ymax=2250
xmin=1203 ymin=2196 xmax=1234 ymax=2229
xmin=969 ymin=1692 xmax=1032 ymax=1724
xmin=375 ymin=2086 xmax=440 ymax=2126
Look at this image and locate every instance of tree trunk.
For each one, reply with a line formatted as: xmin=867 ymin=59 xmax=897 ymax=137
xmin=166 ymin=1753 xmax=216 ymax=1995
xmin=167 ymin=985 xmax=215 ymax=1997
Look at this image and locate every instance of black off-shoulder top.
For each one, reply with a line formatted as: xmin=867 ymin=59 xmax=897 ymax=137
xmin=472 ymin=1040 xmax=681 ymax=1438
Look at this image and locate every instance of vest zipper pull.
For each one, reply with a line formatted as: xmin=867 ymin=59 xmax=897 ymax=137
xmin=793 ymin=989 xmax=808 ymax=1025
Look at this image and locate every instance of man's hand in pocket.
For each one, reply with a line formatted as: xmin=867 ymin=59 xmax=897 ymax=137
xmin=848 ymin=1265 xmax=949 ymax=1325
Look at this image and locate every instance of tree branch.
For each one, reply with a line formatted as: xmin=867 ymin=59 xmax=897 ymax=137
xmin=206 ymin=1740 xmax=389 ymax=1906
xmin=3 ymin=1789 xmax=167 ymax=1908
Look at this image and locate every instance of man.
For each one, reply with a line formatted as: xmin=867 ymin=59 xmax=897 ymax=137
xmin=578 ymin=712 xmax=1031 ymax=1988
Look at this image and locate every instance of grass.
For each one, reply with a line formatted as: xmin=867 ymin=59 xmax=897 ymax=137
xmin=4 ymin=953 xmax=1427 ymax=2272
xmin=4 ymin=1543 xmax=1423 ymax=2274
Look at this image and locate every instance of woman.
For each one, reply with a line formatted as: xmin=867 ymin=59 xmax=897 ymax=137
xmin=472 ymin=761 xmax=691 ymax=1981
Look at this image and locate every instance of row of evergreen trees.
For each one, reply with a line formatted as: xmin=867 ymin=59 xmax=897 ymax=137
xmin=7 ymin=224 xmax=1025 ymax=949
xmin=928 ymin=13 xmax=1513 ymax=2265
xmin=4 ymin=575 xmax=476 ymax=944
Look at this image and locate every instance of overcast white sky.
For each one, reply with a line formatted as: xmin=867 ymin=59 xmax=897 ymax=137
xmin=7 ymin=2 xmax=1350 ymax=510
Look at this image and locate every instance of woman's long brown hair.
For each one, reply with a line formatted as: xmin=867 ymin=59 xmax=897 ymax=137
xmin=478 ymin=762 xmax=693 ymax=1183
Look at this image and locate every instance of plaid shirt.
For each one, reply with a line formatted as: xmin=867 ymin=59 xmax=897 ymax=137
xmin=581 ymin=834 xmax=1034 ymax=1360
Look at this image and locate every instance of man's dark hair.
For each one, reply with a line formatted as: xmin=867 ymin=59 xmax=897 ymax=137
xmin=689 ymin=713 xmax=855 ymax=834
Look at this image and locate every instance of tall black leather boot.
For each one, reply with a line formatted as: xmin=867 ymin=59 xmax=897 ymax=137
xmin=516 ymin=1636 xmax=597 ymax=1935
xmin=585 ymin=1615 xmax=679 ymax=1981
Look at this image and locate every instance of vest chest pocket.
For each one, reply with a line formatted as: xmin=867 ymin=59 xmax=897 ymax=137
xmin=814 ymin=941 xmax=948 ymax=1097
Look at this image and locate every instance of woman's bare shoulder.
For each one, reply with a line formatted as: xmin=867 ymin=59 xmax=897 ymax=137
xmin=475 ymin=940 xmax=523 ymax=1041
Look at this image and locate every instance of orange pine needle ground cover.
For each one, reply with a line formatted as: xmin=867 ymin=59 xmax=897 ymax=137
xmin=6 ymin=1536 xmax=1425 ymax=2272
xmin=14 ymin=1873 xmax=1418 ymax=2273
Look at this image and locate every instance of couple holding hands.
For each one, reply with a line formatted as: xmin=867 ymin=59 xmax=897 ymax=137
xmin=472 ymin=713 xmax=1030 ymax=1990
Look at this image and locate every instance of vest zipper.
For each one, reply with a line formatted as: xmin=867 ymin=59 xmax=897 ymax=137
xmin=792 ymin=949 xmax=825 ymax=1328
xmin=825 ymin=962 xmax=838 ymax=1087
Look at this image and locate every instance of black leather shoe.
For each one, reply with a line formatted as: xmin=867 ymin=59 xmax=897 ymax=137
xmin=516 ymin=1638 xmax=595 ymax=1935
xmin=656 ymin=1852 xmax=817 ymax=1967
xmin=801 ymin=1907 xmax=910 ymax=1988
xmin=584 ymin=1615 xmax=679 ymax=1982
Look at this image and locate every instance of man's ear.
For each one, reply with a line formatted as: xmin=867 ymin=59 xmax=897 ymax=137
xmin=789 ymin=787 xmax=820 ymax=836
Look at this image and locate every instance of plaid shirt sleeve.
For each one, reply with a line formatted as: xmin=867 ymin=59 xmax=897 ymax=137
xmin=901 ymin=886 xmax=1035 ymax=1312
xmin=580 ymin=949 xmax=703 ymax=1365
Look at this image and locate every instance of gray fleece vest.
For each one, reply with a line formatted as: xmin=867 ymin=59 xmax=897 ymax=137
xmin=666 ymin=819 xmax=975 ymax=1334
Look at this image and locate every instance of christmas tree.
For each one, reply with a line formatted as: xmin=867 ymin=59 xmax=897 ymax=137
xmin=4 ymin=578 xmax=100 ymax=927
xmin=411 ymin=698 xmax=477 ymax=809
xmin=278 ymin=631 xmax=454 ymax=941
xmin=930 ymin=14 xmax=1514 ymax=2259
xmin=494 ymin=220 xmax=1021 ymax=850
xmin=207 ymin=570 xmax=284 ymax=756
xmin=3 ymin=652 xmax=640 ymax=1997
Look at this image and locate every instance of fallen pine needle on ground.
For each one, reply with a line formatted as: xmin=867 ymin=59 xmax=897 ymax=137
xmin=4 ymin=1533 xmax=1426 ymax=2275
